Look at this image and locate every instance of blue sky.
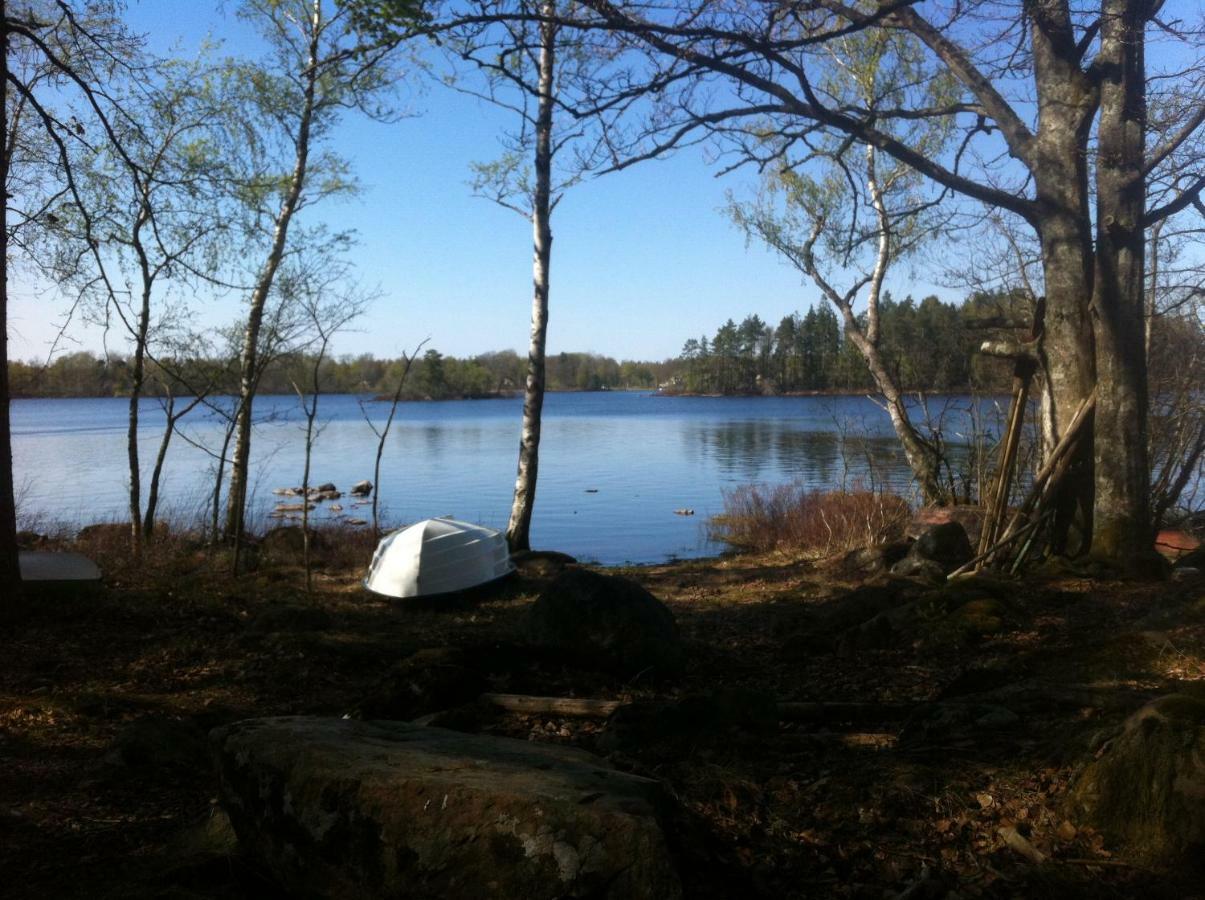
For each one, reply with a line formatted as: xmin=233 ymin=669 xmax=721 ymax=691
xmin=8 ymin=1 xmax=954 ymax=364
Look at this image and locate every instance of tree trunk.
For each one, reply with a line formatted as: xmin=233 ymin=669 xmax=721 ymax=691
xmin=505 ymin=5 xmax=556 ymax=554
xmin=1089 ymin=0 xmax=1154 ymax=565
xmin=224 ymin=0 xmax=320 ymax=549
xmin=126 ymin=201 xmax=153 ymax=549
xmin=1027 ymin=0 xmax=1099 ymax=555
xmin=0 ymin=18 xmax=22 ymax=600
xmin=143 ymin=392 xmax=173 ymax=539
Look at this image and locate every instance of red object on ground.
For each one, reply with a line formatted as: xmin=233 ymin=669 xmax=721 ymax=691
xmin=1155 ymin=529 xmax=1201 ymax=560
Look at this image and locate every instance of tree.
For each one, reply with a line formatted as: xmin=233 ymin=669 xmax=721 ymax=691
xmin=51 ymin=54 xmax=245 ymax=549
xmin=727 ymin=28 xmax=954 ymax=502
xmin=548 ymin=0 xmax=1204 ymax=563
xmin=3 ymin=0 xmax=146 ymax=597
xmin=447 ymin=0 xmax=614 ymax=552
xmin=223 ymin=0 xmax=406 ymax=551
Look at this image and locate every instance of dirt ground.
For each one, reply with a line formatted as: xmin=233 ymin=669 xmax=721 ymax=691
xmin=2 ymin=528 xmax=1203 ymax=899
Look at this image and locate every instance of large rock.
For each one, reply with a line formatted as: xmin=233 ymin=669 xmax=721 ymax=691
xmin=1066 ymin=694 xmax=1205 ymax=866
xmin=896 ymin=521 xmax=973 ymax=575
xmin=211 ymin=717 xmax=681 ymax=899
xmin=526 ymin=569 xmax=685 ymax=678
xmin=908 ymin=505 xmax=986 ymax=546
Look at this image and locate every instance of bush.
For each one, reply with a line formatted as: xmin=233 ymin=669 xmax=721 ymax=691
xmin=709 ymin=484 xmax=910 ymax=556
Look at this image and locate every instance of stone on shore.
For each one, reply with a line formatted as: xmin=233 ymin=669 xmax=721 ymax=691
xmin=526 ymin=569 xmax=685 ymax=678
xmin=211 ymin=717 xmax=682 ymax=899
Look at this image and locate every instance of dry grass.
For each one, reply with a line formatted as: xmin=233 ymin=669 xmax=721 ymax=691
xmin=709 ymin=483 xmax=911 ymax=556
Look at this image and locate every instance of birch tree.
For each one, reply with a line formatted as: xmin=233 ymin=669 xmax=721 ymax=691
xmin=223 ymin=0 xmax=406 ymax=550
xmin=448 ymin=0 xmax=612 ymax=552
xmin=52 ymin=57 xmax=246 ymax=550
xmin=3 ymin=1 xmax=145 ymax=596
xmin=729 ymin=28 xmax=954 ymax=502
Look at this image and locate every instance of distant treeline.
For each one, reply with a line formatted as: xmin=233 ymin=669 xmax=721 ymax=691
xmin=8 ymin=348 xmax=674 ymax=399
xmin=12 ymin=290 xmax=1200 ymax=402
xmin=671 ymin=293 xmax=1019 ymax=395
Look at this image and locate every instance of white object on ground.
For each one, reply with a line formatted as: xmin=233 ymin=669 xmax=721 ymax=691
xmin=364 ymin=518 xmax=514 ymax=599
xmin=19 ymin=551 xmax=102 ymax=583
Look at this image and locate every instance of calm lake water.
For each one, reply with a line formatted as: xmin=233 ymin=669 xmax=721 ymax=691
xmin=12 ymin=391 xmax=1003 ymax=564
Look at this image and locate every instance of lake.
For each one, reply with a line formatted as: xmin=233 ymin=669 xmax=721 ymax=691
xmin=11 ymin=391 xmax=1003 ymax=564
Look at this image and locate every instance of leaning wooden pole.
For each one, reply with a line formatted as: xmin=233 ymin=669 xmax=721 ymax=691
xmin=978 ymin=301 xmax=1044 ymax=557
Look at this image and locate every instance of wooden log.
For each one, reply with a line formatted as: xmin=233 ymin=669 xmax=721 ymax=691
xmin=478 ymin=693 xmax=625 ymax=718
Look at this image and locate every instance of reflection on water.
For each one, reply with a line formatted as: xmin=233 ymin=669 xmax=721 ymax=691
xmin=12 ymin=391 xmax=1002 ymax=565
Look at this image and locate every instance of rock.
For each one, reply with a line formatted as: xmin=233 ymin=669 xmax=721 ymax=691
xmin=248 ymin=604 xmax=333 ymax=634
xmin=314 ymin=482 xmax=337 ymax=493
xmin=107 ymin=715 xmax=209 ymax=770
xmin=308 ymin=489 xmax=342 ymax=502
xmin=211 ymin=717 xmax=681 ymax=900
xmin=345 ymin=518 xmax=369 ymax=526
xmin=349 ymin=480 xmax=373 ymax=497
xmin=1066 ymin=694 xmax=1205 ymax=865
xmin=908 ymin=505 xmax=986 ymax=546
xmin=350 ymin=648 xmax=487 ymax=720
xmin=511 ymin=549 xmax=578 ymax=579
xmin=526 ymin=569 xmax=685 ymax=678
xmin=838 ymin=541 xmax=911 ymax=577
xmin=889 ymin=556 xmax=947 ymax=583
xmin=901 ymin=521 xmax=973 ymax=574
xmin=1172 ymin=567 xmax=1202 ymax=582
xmin=673 ymin=508 xmax=694 ymax=516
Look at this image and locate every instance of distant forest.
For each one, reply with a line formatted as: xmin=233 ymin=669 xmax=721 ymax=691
xmin=7 ymin=348 xmax=672 ymax=400
xmin=673 ymin=293 xmax=1025 ymax=396
xmin=12 ymin=290 xmax=1196 ymax=400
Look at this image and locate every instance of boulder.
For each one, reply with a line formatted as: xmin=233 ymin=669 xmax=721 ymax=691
xmin=350 ymin=480 xmax=373 ymax=497
xmin=837 ymin=541 xmax=911 ymax=577
xmin=510 ymin=550 xmax=578 ymax=579
xmin=900 ymin=521 xmax=973 ymax=575
xmin=889 ymin=556 xmax=947 ymax=583
xmin=908 ymin=505 xmax=986 ymax=545
xmin=211 ymin=717 xmax=681 ymax=900
xmin=526 ymin=569 xmax=685 ymax=678
xmin=1066 ymin=694 xmax=1205 ymax=866
xmin=350 ymin=648 xmax=487 ymax=721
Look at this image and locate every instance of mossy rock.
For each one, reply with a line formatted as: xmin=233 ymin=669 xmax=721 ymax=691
xmin=1066 ymin=694 xmax=1205 ymax=866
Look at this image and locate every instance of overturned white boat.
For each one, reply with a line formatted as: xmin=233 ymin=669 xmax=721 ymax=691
xmin=364 ymin=517 xmax=514 ymax=599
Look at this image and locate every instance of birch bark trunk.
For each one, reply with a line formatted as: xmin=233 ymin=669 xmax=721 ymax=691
xmin=505 ymin=2 xmax=556 ymax=553
xmin=224 ymin=0 xmax=321 ymax=548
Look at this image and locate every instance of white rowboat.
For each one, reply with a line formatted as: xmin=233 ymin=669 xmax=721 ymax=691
xmin=364 ymin=518 xmax=514 ymax=599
